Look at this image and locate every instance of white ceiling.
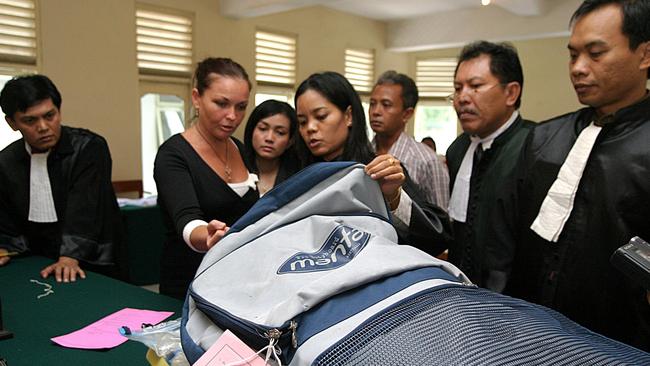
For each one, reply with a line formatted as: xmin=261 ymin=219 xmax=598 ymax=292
xmin=323 ymin=0 xmax=486 ymax=20
xmin=219 ymin=0 xmax=552 ymax=20
xmin=219 ymin=0 xmax=581 ymax=51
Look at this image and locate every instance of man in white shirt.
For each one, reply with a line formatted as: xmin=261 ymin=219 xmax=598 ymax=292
xmin=369 ymin=71 xmax=449 ymax=209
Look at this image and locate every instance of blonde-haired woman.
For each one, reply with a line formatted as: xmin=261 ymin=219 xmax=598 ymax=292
xmin=154 ymin=58 xmax=258 ymax=299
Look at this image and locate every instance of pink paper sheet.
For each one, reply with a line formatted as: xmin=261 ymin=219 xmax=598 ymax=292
xmin=51 ymin=307 xmax=173 ymax=349
xmin=194 ymin=330 xmax=267 ymax=366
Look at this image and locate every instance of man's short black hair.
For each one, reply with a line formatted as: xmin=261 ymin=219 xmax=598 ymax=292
xmin=374 ymin=70 xmax=419 ymax=110
xmin=571 ymin=0 xmax=650 ymax=79
xmin=455 ymin=41 xmax=524 ymax=109
xmin=0 ymin=74 xmax=62 ymax=120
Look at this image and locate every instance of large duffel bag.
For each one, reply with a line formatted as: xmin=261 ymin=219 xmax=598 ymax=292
xmin=181 ymin=162 xmax=469 ymax=364
xmin=181 ymin=162 xmax=650 ymax=365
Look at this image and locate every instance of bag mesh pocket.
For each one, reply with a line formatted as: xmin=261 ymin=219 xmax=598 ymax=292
xmin=314 ymin=287 xmax=649 ymax=366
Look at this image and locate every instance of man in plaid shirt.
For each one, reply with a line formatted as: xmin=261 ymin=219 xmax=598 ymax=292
xmin=369 ymin=70 xmax=449 ymax=209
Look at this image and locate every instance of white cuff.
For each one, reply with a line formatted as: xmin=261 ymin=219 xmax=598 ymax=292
xmin=391 ymin=189 xmax=412 ymax=226
xmin=182 ymin=219 xmax=208 ymax=253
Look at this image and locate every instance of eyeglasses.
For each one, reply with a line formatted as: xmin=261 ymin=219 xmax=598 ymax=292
xmin=446 ymin=83 xmax=503 ymax=103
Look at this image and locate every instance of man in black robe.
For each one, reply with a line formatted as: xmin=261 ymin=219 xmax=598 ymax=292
xmin=0 ymin=74 xmax=121 ymax=283
xmin=507 ymin=0 xmax=650 ymax=351
xmin=446 ymin=41 xmax=533 ymax=292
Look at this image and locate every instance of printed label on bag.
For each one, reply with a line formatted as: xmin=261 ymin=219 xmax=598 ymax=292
xmin=277 ymin=224 xmax=370 ymax=274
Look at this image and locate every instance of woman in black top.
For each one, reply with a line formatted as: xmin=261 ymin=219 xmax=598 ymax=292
xmin=294 ymin=71 xmax=451 ymax=255
xmin=242 ymin=100 xmax=299 ymax=196
xmin=154 ymin=58 xmax=258 ymax=299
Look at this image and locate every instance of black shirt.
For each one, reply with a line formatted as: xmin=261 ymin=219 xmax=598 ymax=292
xmin=154 ymin=134 xmax=258 ymax=299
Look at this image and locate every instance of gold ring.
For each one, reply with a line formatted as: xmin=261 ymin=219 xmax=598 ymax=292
xmin=388 ymin=158 xmax=394 ymax=166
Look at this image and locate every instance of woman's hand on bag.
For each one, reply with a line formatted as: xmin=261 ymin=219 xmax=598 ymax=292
xmin=365 ymin=154 xmax=405 ymax=210
xmin=206 ymin=219 xmax=230 ymax=249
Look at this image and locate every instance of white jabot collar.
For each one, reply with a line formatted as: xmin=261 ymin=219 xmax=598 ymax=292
xmin=448 ymin=111 xmax=519 ymax=222
xmin=25 ymin=142 xmax=58 ymax=223
xmin=530 ymin=121 xmax=602 ymax=242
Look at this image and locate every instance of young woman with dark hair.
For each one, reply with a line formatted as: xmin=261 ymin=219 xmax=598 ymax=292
xmin=242 ymin=100 xmax=299 ymax=196
xmin=294 ymin=71 xmax=452 ymax=255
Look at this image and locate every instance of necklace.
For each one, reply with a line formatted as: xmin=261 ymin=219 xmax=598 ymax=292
xmin=195 ymin=126 xmax=232 ymax=182
xmin=256 ymin=159 xmax=279 ymax=195
xmin=257 ymin=177 xmax=273 ymax=195
xmin=257 ymin=172 xmax=279 ymax=196
xmin=257 ymin=180 xmax=269 ymax=195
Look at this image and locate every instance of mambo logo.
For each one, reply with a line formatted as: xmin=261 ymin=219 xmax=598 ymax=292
xmin=277 ymin=224 xmax=371 ymax=274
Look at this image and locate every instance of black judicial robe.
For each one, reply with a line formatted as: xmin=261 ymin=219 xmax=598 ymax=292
xmin=446 ymin=115 xmax=533 ymax=290
xmin=507 ymin=96 xmax=650 ymax=351
xmin=0 ymin=126 xmax=120 ymax=265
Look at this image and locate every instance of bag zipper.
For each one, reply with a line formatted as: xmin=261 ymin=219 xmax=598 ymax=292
xmin=192 ymin=290 xmax=298 ymax=352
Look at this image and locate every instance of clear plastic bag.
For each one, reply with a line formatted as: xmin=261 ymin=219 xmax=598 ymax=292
xmin=120 ymin=318 xmax=189 ymax=366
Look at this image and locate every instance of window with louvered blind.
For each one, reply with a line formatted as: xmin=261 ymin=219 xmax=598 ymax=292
xmin=0 ymin=0 xmax=37 ymax=65
xmin=345 ymin=48 xmax=374 ymax=93
xmin=136 ymin=7 xmax=193 ymax=76
xmin=255 ymin=30 xmax=296 ymax=86
xmin=416 ymin=58 xmax=456 ymax=98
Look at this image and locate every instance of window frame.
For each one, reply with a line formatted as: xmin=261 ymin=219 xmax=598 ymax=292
xmin=345 ymin=47 xmax=375 ymax=95
xmin=0 ymin=0 xmax=39 ymax=66
xmin=135 ymin=3 xmax=194 ymax=77
xmin=254 ymin=28 xmax=297 ymax=88
xmin=415 ymin=57 xmax=456 ymax=99
xmin=138 ymin=77 xmax=191 ymax=196
xmin=254 ymin=84 xmax=295 ymax=107
xmin=413 ymin=98 xmax=460 ymax=155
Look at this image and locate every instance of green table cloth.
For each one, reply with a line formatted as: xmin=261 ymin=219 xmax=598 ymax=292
xmin=0 ymin=256 xmax=182 ymax=365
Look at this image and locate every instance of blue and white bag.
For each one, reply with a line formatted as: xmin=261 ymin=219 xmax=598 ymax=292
xmin=181 ymin=162 xmax=650 ymax=365
xmin=181 ymin=162 xmax=470 ymax=364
